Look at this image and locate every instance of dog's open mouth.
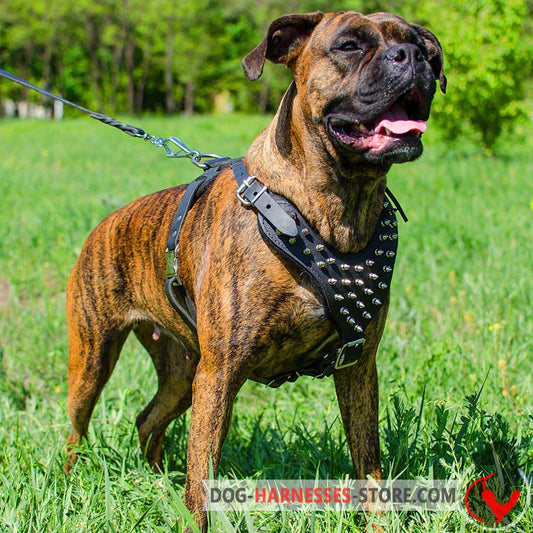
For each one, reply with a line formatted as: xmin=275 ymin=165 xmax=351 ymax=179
xmin=327 ymin=89 xmax=427 ymax=154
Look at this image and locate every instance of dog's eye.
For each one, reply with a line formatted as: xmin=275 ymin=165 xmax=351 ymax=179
xmin=336 ymin=41 xmax=362 ymax=53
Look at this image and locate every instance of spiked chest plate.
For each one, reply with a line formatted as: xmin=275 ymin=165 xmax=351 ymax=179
xmin=257 ymin=193 xmax=398 ymax=386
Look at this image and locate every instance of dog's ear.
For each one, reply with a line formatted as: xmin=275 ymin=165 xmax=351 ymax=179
xmin=242 ymin=12 xmax=325 ymax=81
xmin=412 ymin=24 xmax=447 ymax=93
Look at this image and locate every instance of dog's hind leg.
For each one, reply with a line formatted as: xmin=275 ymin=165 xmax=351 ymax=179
xmin=64 ymin=317 xmax=131 ymax=472
xmin=132 ymin=321 xmax=197 ymax=470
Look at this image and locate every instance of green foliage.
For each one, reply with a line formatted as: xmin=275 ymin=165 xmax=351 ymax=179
xmin=416 ymin=0 xmax=533 ymax=150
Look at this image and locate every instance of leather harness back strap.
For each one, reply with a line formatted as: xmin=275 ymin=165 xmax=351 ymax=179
xmin=165 ymin=158 xmax=400 ymax=388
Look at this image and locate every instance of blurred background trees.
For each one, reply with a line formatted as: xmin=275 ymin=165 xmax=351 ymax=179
xmin=0 ymin=0 xmax=531 ymax=149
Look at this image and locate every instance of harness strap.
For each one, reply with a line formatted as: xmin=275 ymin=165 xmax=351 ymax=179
xmin=164 ymin=157 xmax=237 ymax=329
xmin=232 ymin=159 xmax=298 ymax=237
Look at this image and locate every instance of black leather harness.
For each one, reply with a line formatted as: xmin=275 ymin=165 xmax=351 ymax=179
xmin=165 ymin=157 xmax=402 ymax=387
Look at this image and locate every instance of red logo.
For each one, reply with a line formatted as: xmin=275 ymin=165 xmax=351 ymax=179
xmin=465 ymin=473 xmax=521 ymax=525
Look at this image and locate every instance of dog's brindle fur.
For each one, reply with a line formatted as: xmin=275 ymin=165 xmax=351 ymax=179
xmin=65 ymin=11 xmax=445 ymax=529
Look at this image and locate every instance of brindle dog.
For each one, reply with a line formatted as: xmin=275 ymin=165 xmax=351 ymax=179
xmin=64 ymin=11 xmax=445 ymax=529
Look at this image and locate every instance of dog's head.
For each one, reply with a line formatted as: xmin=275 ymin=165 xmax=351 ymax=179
xmin=243 ymin=11 xmax=446 ymax=169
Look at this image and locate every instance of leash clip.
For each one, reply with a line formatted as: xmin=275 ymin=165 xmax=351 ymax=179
xmin=236 ymin=175 xmax=267 ymax=207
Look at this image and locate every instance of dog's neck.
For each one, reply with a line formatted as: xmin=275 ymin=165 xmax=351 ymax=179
xmin=246 ymin=83 xmax=388 ymax=254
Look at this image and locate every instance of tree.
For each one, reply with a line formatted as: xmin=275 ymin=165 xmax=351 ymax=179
xmin=416 ymin=0 xmax=533 ymax=150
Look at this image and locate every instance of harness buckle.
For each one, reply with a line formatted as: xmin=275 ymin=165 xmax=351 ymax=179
xmin=334 ymin=338 xmax=366 ymax=370
xmin=236 ymin=175 xmax=267 ymax=207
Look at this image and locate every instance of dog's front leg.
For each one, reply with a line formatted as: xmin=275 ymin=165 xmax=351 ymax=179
xmin=183 ymin=358 xmax=246 ymax=531
xmin=334 ymin=357 xmax=382 ymax=481
xmin=333 ymin=300 xmax=389 ymax=483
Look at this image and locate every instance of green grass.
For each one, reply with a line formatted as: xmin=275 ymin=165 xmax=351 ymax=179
xmin=0 ymin=114 xmax=531 ymax=532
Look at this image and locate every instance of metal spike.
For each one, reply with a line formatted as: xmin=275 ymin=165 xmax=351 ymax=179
xmin=347 ymin=292 xmax=357 ymax=299
xmin=392 ymin=221 xmax=398 ymax=227
xmin=375 ymin=249 xmax=384 ymax=256
xmin=328 ymin=278 xmax=338 ymax=285
xmin=378 ymin=282 xmax=388 ymax=289
xmin=302 ymin=228 xmax=310 ymax=236
xmin=317 ymin=261 xmax=326 ymax=268
xmin=326 ymin=258 xmax=335 ymax=265
xmin=369 ymin=273 xmax=378 ymax=280
xmin=340 ymin=307 xmax=350 ymax=315
xmin=354 ymin=325 xmax=363 ymax=333
xmin=303 ymin=248 xmax=311 ymax=255
xmin=363 ymin=312 xmax=372 ymax=319
xmin=383 ymin=265 xmax=393 ymax=272
xmin=354 ymin=265 xmax=364 ymax=272
xmin=289 ymin=237 xmax=297 ymax=245
xmin=340 ymin=264 xmax=350 ymax=271
xmin=290 ymin=212 xmax=297 ymax=219
xmin=275 ymin=229 xmax=282 ymax=236
xmin=384 ymin=202 xmax=391 ymax=208
xmin=379 ymin=234 xmax=389 ymax=241
xmin=364 ymin=288 xmax=374 ymax=295
xmin=341 ymin=279 xmax=352 ymax=286
xmin=386 ymin=251 xmax=395 ymax=257
xmin=391 ymin=233 xmax=398 ymax=240
xmin=334 ymin=294 xmax=344 ymax=301
xmin=356 ymin=301 xmax=365 ymax=309
xmin=347 ymin=317 xmax=356 ymax=326
xmin=354 ymin=279 xmax=364 ymax=286
xmin=316 ymin=244 xmax=325 ymax=252
xmin=372 ymin=298 xmax=382 ymax=306
xmin=366 ymin=259 xmax=375 ymax=266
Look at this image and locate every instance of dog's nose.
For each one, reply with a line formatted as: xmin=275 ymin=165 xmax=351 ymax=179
xmin=385 ymin=44 xmax=424 ymax=65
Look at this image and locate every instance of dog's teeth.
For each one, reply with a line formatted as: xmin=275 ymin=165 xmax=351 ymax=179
xmin=384 ymin=128 xmax=391 ymax=136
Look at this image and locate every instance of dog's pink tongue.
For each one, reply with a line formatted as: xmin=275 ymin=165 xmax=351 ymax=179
xmin=374 ymin=106 xmax=427 ymax=135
